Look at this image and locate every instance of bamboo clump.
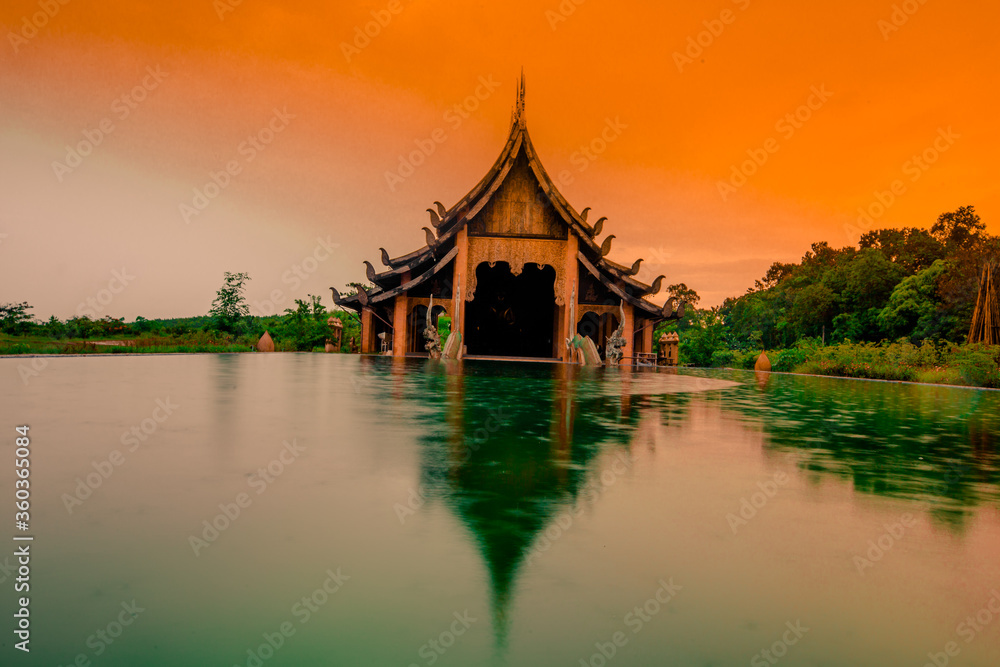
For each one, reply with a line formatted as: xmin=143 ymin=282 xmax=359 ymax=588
xmin=968 ymin=261 xmax=1000 ymax=345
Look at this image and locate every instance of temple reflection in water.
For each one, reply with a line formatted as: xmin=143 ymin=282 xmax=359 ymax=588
xmin=414 ymin=361 xmax=651 ymax=650
xmin=358 ymin=357 xmax=1000 ymax=652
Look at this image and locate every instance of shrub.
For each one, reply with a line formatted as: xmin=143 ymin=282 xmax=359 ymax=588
xmin=952 ymin=344 xmax=1000 ymax=388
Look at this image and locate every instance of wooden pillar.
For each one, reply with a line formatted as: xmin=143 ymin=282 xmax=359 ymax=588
xmin=392 ymin=295 xmax=408 ymax=357
xmin=622 ymin=304 xmax=634 ymax=360
xmin=562 ymin=236 xmax=578 ymax=362
xmin=455 ymin=228 xmax=469 ymax=348
xmin=643 ymin=319 xmax=653 ymax=355
xmin=360 ymin=308 xmax=374 ymax=354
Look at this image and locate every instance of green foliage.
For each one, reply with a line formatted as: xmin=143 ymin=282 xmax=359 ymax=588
xmin=0 ymin=302 xmax=35 ymax=335
xmin=209 ymin=271 xmax=251 ymax=334
xmin=721 ymin=206 xmax=993 ymax=349
xmin=876 ymin=259 xmax=952 ymax=340
xmin=952 ymin=344 xmax=1000 ymax=388
xmin=269 ymin=295 xmax=330 ymax=351
xmin=931 ymin=205 xmax=986 ymax=250
xmin=675 ymin=308 xmax=725 ymax=367
xmin=437 ymin=315 xmax=452 ymax=341
xmin=787 ymin=339 xmax=999 ymax=388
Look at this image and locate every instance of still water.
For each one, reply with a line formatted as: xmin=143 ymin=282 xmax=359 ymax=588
xmin=2 ymin=354 xmax=999 ymax=666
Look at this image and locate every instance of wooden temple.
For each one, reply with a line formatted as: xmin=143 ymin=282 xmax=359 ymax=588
xmin=331 ymin=75 xmax=684 ymax=363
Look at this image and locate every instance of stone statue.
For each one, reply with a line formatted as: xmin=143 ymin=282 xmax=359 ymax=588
xmin=605 ymin=303 xmax=626 ymax=365
xmin=423 ymin=297 xmax=442 ymax=359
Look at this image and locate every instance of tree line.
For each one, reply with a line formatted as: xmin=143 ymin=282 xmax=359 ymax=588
xmin=657 ymin=205 xmax=999 ymax=376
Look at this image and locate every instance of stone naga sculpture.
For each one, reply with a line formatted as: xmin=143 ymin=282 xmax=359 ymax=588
xmin=605 ymin=303 xmax=627 ymax=365
xmin=423 ymin=296 xmax=442 ymax=359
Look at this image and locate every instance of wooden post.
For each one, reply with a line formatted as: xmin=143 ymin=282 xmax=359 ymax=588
xmin=563 ymin=236 xmax=578 ymax=362
xmin=360 ymin=308 xmax=374 ymax=354
xmin=455 ymin=227 xmax=469 ymax=348
xmin=392 ymin=296 xmax=408 ymax=357
xmin=622 ymin=304 xmax=634 ymax=361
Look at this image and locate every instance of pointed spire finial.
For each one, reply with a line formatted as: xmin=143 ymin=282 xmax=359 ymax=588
xmin=515 ymin=67 xmax=526 ymax=127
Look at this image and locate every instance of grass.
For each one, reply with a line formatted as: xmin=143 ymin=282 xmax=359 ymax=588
xmin=0 ymin=333 xmax=255 ymax=356
xmin=790 ymin=341 xmax=1000 ymax=388
xmin=703 ymin=339 xmax=1000 ymax=388
xmin=0 ymin=331 xmax=332 ymax=355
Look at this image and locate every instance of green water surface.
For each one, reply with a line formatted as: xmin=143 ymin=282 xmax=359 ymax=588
xmin=2 ymin=355 xmax=999 ymax=666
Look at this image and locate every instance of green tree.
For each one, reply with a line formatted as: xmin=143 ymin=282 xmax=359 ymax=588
xmin=932 ymin=205 xmax=985 ymax=250
xmin=859 ymin=227 xmax=944 ymax=274
xmin=665 ymin=283 xmax=701 ymax=308
xmin=276 ymin=295 xmax=330 ymax=351
xmin=678 ymin=308 xmax=726 ymax=366
xmin=789 ymin=283 xmax=836 ymax=338
xmin=841 ymin=248 xmax=907 ymax=313
xmin=877 ymin=259 xmax=951 ymax=340
xmin=209 ymin=272 xmax=251 ymax=334
xmin=41 ymin=315 xmax=66 ymax=339
xmin=0 ymin=302 xmax=36 ymax=335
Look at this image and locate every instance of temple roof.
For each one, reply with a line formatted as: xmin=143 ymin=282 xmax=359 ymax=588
xmin=332 ymin=74 xmax=680 ymax=320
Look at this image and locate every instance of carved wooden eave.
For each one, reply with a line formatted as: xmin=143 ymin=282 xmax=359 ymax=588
xmin=370 ymin=247 xmax=459 ymax=303
xmin=334 ymin=73 xmax=672 ymax=320
xmin=577 ymin=252 xmax=662 ymax=318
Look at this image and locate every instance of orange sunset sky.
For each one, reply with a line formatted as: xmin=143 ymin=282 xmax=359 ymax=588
xmin=1 ymin=0 xmax=997 ymax=319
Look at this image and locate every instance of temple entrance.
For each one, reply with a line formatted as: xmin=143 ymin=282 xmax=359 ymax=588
xmin=466 ymin=262 xmax=556 ymax=357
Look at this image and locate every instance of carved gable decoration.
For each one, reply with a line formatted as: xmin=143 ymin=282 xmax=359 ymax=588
xmin=467 ymin=150 xmax=567 ymax=240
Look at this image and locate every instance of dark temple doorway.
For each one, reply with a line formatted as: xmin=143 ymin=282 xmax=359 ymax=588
xmin=466 ymin=262 xmax=556 ymax=358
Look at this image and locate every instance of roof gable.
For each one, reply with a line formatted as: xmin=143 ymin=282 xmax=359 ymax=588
xmin=466 ymin=149 xmax=568 ymax=240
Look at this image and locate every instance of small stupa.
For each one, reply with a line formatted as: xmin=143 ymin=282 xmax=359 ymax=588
xmin=256 ymin=331 xmax=275 ymax=352
xmin=754 ymin=352 xmax=771 ymax=372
